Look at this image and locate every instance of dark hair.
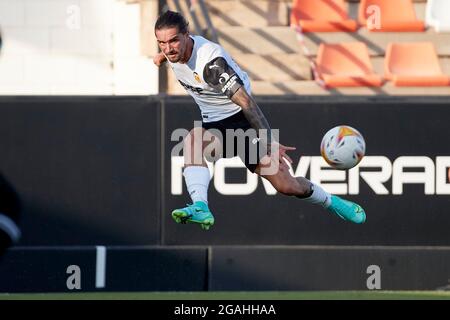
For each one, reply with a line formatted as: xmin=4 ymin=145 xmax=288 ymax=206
xmin=155 ymin=10 xmax=189 ymax=34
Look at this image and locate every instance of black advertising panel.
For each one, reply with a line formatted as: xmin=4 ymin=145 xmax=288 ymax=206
xmin=0 ymin=247 xmax=96 ymax=292
xmin=0 ymin=97 xmax=160 ymax=245
xmin=210 ymin=246 xmax=450 ymax=290
xmin=0 ymin=246 xmax=207 ymax=293
xmin=106 ymin=247 xmax=208 ymax=291
xmin=164 ymin=97 xmax=450 ymax=245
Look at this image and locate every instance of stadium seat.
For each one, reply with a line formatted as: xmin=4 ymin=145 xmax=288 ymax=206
xmin=385 ymin=42 xmax=450 ymax=87
xmin=316 ymin=42 xmax=383 ymax=87
xmin=426 ymin=0 xmax=450 ymax=33
xmin=359 ymin=0 xmax=425 ymax=32
xmin=290 ymin=0 xmax=358 ymax=32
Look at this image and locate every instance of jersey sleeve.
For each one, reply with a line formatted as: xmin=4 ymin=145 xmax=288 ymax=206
xmin=203 ymin=56 xmax=244 ymax=98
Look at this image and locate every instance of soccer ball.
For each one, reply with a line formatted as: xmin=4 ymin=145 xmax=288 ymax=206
xmin=320 ymin=125 xmax=366 ymax=170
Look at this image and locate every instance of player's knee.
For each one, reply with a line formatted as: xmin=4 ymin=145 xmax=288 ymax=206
xmin=184 ymin=128 xmax=204 ymax=147
xmin=183 ymin=130 xmax=197 ymax=152
xmin=184 ymin=128 xmax=207 ymax=166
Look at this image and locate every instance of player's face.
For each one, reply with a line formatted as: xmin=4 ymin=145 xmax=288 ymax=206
xmin=155 ymin=27 xmax=189 ymax=63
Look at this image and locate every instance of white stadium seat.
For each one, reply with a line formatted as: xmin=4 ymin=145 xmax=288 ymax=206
xmin=426 ymin=0 xmax=450 ymax=32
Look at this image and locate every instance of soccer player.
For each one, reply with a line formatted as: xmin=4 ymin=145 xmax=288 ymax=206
xmin=154 ymin=11 xmax=366 ymax=230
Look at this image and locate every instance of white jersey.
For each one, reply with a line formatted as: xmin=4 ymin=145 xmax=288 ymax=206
xmin=167 ymin=35 xmax=251 ymax=123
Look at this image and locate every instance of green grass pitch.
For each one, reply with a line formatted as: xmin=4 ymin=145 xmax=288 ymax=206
xmin=1 ymin=291 xmax=450 ymax=300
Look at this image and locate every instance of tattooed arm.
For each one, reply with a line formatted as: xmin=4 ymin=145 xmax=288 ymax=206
xmin=231 ymin=87 xmax=296 ymax=164
xmin=203 ymin=56 xmax=272 ymax=140
xmin=203 ymin=56 xmax=295 ymax=162
xmin=230 ymin=87 xmax=273 ymax=144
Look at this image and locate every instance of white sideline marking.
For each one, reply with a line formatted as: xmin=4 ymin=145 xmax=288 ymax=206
xmin=95 ymin=246 xmax=106 ymax=288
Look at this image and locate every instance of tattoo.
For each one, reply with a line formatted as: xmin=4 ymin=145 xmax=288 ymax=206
xmin=204 ymin=58 xmax=276 ymax=154
xmin=231 ymin=87 xmax=275 ymax=152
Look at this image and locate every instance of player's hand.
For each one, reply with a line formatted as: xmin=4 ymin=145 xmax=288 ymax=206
xmin=270 ymin=141 xmax=296 ymax=165
xmin=153 ymin=52 xmax=167 ymax=67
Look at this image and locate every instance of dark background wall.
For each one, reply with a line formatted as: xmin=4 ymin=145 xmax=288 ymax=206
xmin=0 ymin=96 xmax=449 ymax=292
xmin=0 ymin=97 xmax=160 ymax=245
xmin=164 ymin=97 xmax=450 ymax=246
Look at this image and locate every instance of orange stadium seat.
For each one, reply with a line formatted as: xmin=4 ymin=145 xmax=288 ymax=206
xmin=359 ymin=0 xmax=425 ymax=32
xmin=316 ymin=42 xmax=383 ymax=87
xmin=385 ymin=42 xmax=450 ymax=87
xmin=290 ymin=0 xmax=358 ymax=32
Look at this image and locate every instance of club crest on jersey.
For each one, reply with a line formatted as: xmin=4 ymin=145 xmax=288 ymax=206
xmin=193 ymin=72 xmax=201 ymax=83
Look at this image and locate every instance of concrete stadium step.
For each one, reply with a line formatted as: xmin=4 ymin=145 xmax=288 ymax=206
xmin=218 ymin=27 xmax=450 ymax=57
xmin=371 ymin=56 xmax=450 ymax=76
xmin=204 ymin=0 xmax=427 ymax=27
xmin=206 ymin=0 xmax=289 ymax=27
xmin=250 ymin=81 xmax=450 ymax=96
xmin=346 ymin=0 xmax=427 ymax=21
xmin=301 ymin=29 xmax=450 ymax=57
xmin=217 ymin=26 xmax=299 ymax=55
xmin=166 ymin=52 xmax=312 ymax=94
xmin=231 ymin=53 xmax=311 ymax=81
xmin=167 ymin=74 xmax=450 ymax=96
xmin=346 ymin=0 xmax=427 ymax=2
xmin=166 ymin=53 xmax=450 ymax=95
xmin=166 ymin=55 xmax=450 ymax=82
xmin=166 ymin=0 xmax=210 ymax=38
xmin=169 ymin=54 xmax=449 ymax=82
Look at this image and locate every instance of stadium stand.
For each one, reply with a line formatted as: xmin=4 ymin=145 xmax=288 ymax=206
xmin=290 ymin=0 xmax=358 ymax=32
xmin=0 ymin=0 xmax=447 ymax=96
xmin=426 ymin=0 xmax=450 ymax=33
xmin=385 ymin=42 xmax=450 ymax=86
xmin=316 ymin=42 xmax=383 ymax=87
xmin=206 ymin=0 xmax=289 ymax=27
xmin=160 ymin=0 xmax=450 ymax=95
xmin=358 ymin=0 xmax=425 ymax=31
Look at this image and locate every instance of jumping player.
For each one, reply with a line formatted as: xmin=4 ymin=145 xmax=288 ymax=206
xmin=154 ymin=10 xmax=366 ymax=230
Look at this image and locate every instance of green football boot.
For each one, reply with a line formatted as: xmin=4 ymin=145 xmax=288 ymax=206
xmin=328 ymin=195 xmax=366 ymax=224
xmin=171 ymin=201 xmax=215 ymax=230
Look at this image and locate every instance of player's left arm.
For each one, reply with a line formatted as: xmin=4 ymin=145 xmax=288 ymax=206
xmin=203 ymin=57 xmax=295 ymax=163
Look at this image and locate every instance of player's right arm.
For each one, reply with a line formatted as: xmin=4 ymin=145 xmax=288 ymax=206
xmin=153 ymin=52 xmax=167 ymax=67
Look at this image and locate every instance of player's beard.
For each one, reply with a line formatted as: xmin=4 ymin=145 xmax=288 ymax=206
xmin=167 ymin=51 xmax=181 ymax=63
